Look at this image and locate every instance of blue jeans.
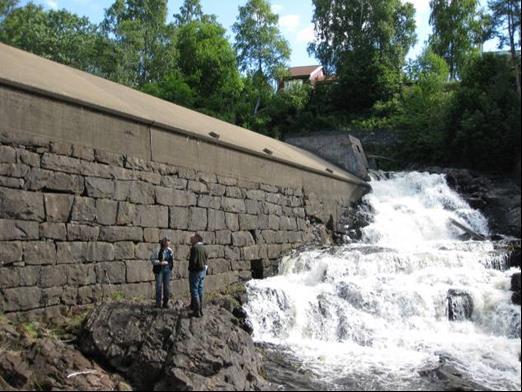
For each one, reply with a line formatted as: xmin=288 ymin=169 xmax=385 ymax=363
xmin=155 ymin=267 xmax=172 ymax=306
xmin=189 ymin=270 xmax=206 ymax=305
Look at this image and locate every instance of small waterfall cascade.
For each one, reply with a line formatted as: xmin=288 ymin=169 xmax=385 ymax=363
xmin=245 ymin=172 xmax=521 ymax=391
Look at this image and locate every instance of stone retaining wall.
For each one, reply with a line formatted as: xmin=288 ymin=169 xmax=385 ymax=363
xmin=0 ymin=132 xmax=355 ymax=314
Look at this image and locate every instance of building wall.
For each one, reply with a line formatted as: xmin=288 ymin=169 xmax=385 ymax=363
xmin=0 ymin=85 xmax=369 ymax=315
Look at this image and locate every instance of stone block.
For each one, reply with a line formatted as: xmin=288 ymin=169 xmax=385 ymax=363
xmin=47 ymin=172 xmax=85 ymax=194
xmin=137 ymin=205 xmax=169 ymax=228
xmin=0 ymin=265 xmax=39 ymax=288
xmin=0 ymin=175 xmax=24 ymax=189
xmin=225 ymin=213 xmax=239 ymax=231
xmin=246 ymin=189 xmax=265 ymax=201
xmin=96 ymin=199 xmax=118 ymax=226
xmin=223 ymin=198 xmax=246 ymax=214
xmin=0 ymin=163 xmax=30 ymax=177
xmin=72 ymin=145 xmax=95 ymax=161
xmin=206 ymin=245 xmax=225 ymax=259
xmin=39 ymin=265 xmax=68 ymax=288
xmin=225 ymin=247 xmax=240 ymax=261
xmin=95 ymin=262 xmax=127 ymax=284
xmin=239 ymin=214 xmax=258 ymax=231
xmin=85 ymin=177 xmax=115 ymax=199
xmin=200 ymin=231 xmax=215 ymax=245
xmin=294 ymin=208 xmax=306 ymax=218
xmin=232 ymin=232 xmax=255 ymax=247
xmin=230 ymin=259 xmax=251 ymax=272
xmin=71 ymin=197 xmax=96 ymax=223
xmin=176 ymin=245 xmax=191 ymax=260
xmin=0 ymin=219 xmax=39 ymax=241
xmin=67 ymin=264 xmax=97 ymax=286
xmin=169 ymin=207 xmax=189 ymax=230
xmin=161 ymin=176 xmax=187 ymax=190
xmin=257 ymin=214 xmax=269 ymax=230
xmin=178 ymin=167 xmax=197 ymax=180
xmin=99 ymin=227 xmax=143 ymax=242
xmin=208 ymin=209 xmax=226 ymax=231
xmin=23 ymin=241 xmax=56 ymax=265
xmin=135 ymin=243 xmax=157 ymax=260
xmin=0 ymin=187 xmax=44 ymax=221
xmin=198 ymin=172 xmax=217 ymax=184
xmin=215 ymin=230 xmax=232 ymax=245
xmin=126 ymin=260 xmax=153 ymax=283
xmin=0 ymin=241 xmax=23 ymax=265
xmin=41 ymin=153 xmax=82 ymax=174
xmin=297 ymin=218 xmax=307 ymax=230
xmin=225 ymin=187 xmax=243 ymax=199
xmin=260 ymin=183 xmax=279 ymax=193
xmin=217 ymin=175 xmax=237 ymax=186
xmin=144 ymin=228 xmax=160 ymax=243
xmin=114 ymin=181 xmax=131 ymax=201
xmin=238 ymin=180 xmax=259 ymax=190
xmin=67 ymin=224 xmax=100 ymax=241
xmin=188 ymin=207 xmax=207 ymax=231
xmin=198 ymin=195 xmax=221 ymax=210
xmin=129 ymin=181 xmax=155 ymax=205
xmin=17 ymin=150 xmax=40 ymax=167
xmin=0 ymin=146 xmax=16 ymax=163
xmin=242 ymin=246 xmax=259 ymax=261
xmin=261 ymin=230 xmax=278 ymax=244
xmin=280 ymin=216 xmax=297 ymax=231
xmin=268 ymin=244 xmax=283 ymax=259
xmin=56 ymin=242 xmax=114 ymax=263
xmin=208 ymin=258 xmax=231 ymax=275
xmin=95 ymin=149 xmax=125 ymax=167
xmin=245 ymin=200 xmax=260 ymax=215
xmin=2 ymin=286 xmax=42 ymax=312
xmin=268 ymin=215 xmax=280 ymax=230
xmin=49 ymin=142 xmax=72 ymax=156
xmin=263 ymin=202 xmax=282 ymax=216
xmin=116 ymin=202 xmax=137 ymax=225
xmin=40 ymin=222 xmax=67 ymax=241
xmin=114 ymin=241 xmax=136 ymax=260
xmin=188 ymin=180 xmax=209 ymax=194
xmin=205 ymin=272 xmax=239 ymax=293
xmin=173 ymin=190 xmax=197 ymax=207
xmin=44 ymin=194 xmax=73 ymax=223
xmin=209 ymin=183 xmax=226 ymax=196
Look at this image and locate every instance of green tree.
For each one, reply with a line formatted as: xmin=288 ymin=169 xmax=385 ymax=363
xmin=308 ymin=0 xmax=416 ymax=112
xmin=394 ymin=49 xmax=453 ymax=164
xmin=447 ymin=53 xmax=521 ymax=172
xmin=174 ymin=0 xmax=203 ymax=25
xmin=488 ymin=0 xmax=521 ymax=97
xmin=0 ymin=3 xmax=103 ymax=73
xmin=233 ymin=0 xmax=290 ymax=80
xmin=101 ymin=0 xmax=176 ymax=88
xmin=429 ymin=0 xmax=485 ymax=80
xmin=0 ymin=0 xmax=17 ymax=21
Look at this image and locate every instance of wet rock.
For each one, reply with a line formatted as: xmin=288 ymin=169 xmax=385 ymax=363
xmin=511 ymin=273 xmax=521 ymax=293
xmin=79 ymin=303 xmax=269 ymax=391
xmin=510 ymin=248 xmax=521 ymax=268
xmin=447 ymin=289 xmax=474 ymax=321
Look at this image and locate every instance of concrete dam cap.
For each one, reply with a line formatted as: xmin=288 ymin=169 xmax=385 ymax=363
xmin=0 ymin=43 xmax=367 ymax=187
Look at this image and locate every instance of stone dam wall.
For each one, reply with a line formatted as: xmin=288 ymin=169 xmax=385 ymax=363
xmin=0 ymin=58 xmax=369 ymax=316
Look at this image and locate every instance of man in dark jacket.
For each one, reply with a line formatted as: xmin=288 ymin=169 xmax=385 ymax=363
xmin=189 ymin=233 xmax=208 ymax=317
xmin=150 ymin=238 xmax=174 ymax=309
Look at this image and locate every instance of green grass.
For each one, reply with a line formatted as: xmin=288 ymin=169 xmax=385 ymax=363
xmin=110 ymin=291 xmax=126 ymax=302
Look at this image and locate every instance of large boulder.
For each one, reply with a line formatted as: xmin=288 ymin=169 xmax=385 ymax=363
xmin=79 ymin=303 xmax=269 ymax=391
xmin=447 ymin=289 xmax=474 ymax=321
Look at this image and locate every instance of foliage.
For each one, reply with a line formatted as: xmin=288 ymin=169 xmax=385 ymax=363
xmin=101 ymin=0 xmax=176 ymax=87
xmin=429 ymin=0 xmax=486 ymax=80
xmin=174 ymin=0 xmax=203 ymax=25
xmin=308 ymin=0 xmax=417 ymax=112
xmin=233 ymin=0 xmax=290 ymax=80
xmin=447 ymin=53 xmax=521 ymax=172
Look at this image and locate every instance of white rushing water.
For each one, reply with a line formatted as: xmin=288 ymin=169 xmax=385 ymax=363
xmin=246 ymin=172 xmax=521 ymax=391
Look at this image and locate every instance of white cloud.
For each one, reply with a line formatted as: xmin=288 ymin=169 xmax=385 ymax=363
xmin=271 ymin=4 xmax=284 ymax=14
xmin=296 ymin=25 xmax=315 ymax=44
xmin=46 ymin=0 xmax=58 ymax=9
xmin=279 ymin=14 xmax=301 ymax=32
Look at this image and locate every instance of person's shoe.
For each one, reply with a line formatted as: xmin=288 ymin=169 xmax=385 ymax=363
xmin=191 ymin=298 xmax=201 ymax=318
xmin=162 ymin=302 xmax=170 ymax=309
xmin=155 ymin=303 xmax=162 ymax=309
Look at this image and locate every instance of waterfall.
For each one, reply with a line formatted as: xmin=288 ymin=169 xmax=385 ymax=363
xmin=245 ymin=172 xmax=521 ymax=391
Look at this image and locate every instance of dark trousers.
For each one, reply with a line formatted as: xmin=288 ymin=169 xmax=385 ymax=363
xmin=155 ymin=267 xmax=172 ymax=306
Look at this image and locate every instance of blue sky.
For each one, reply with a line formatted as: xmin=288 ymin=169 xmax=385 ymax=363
xmin=21 ymin=0 xmax=498 ymax=67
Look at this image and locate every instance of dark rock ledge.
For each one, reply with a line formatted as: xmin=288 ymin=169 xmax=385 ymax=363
xmin=79 ymin=302 xmax=269 ymax=391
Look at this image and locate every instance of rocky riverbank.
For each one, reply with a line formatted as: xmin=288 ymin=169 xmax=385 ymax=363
xmin=0 ymin=286 xmax=270 ymax=391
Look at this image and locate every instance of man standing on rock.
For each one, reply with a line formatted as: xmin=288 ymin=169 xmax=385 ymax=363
xmin=189 ymin=233 xmax=208 ymax=318
xmin=150 ymin=237 xmax=174 ymax=309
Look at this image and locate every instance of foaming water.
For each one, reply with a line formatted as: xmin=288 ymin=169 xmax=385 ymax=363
xmin=246 ymin=172 xmax=521 ymax=391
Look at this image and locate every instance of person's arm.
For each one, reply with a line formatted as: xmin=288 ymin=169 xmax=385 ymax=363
xmin=150 ymin=250 xmax=160 ymax=266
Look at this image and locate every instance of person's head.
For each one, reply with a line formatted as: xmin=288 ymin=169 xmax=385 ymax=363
xmin=159 ymin=237 xmax=171 ymax=249
xmin=191 ymin=233 xmax=203 ymax=246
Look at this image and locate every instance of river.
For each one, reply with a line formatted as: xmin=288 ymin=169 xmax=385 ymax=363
xmin=245 ymin=171 xmax=521 ymax=391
